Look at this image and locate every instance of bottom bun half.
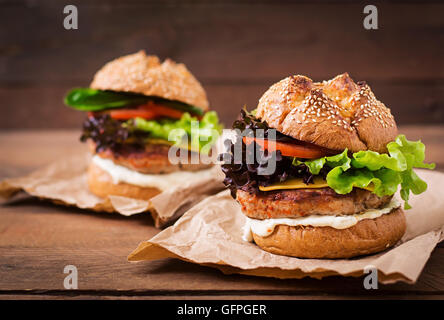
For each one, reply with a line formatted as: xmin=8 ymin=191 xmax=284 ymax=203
xmin=87 ymin=162 xmax=161 ymax=200
xmin=252 ymin=208 xmax=406 ymax=259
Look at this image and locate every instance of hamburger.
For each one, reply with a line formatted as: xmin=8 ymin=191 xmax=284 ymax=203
xmin=64 ymin=51 xmax=222 ymax=206
xmin=220 ymin=73 xmax=434 ymax=259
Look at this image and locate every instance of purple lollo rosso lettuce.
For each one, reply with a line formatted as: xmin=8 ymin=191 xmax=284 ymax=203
xmin=219 ymin=110 xmax=328 ymax=197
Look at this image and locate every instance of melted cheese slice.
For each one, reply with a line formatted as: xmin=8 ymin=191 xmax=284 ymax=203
xmin=259 ymin=176 xmax=374 ymax=192
xmin=259 ymin=176 xmax=328 ymax=191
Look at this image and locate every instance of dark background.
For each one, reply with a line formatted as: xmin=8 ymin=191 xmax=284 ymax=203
xmin=0 ymin=0 xmax=443 ymax=129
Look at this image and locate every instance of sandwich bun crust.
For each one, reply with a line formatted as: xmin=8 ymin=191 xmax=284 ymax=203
xmin=256 ymin=73 xmax=398 ymax=153
xmin=87 ymin=161 xmax=161 ymax=200
xmin=90 ymin=50 xmax=209 ymax=111
xmin=251 ymin=207 xmax=406 ymax=259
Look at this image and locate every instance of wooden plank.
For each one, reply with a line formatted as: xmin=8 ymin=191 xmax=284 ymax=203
xmin=0 ymin=202 xmax=443 ymax=294
xmin=1 ymin=83 xmax=443 ymax=129
xmin=0 ymin=2 xmax=443 ymax=83
xmin=0 ymin=129 xmax=443 ymax=296
xmin=1 ymin=1 xmax=443 ymax=129
xmin=0 ymin=130 xmax=86 ymax=179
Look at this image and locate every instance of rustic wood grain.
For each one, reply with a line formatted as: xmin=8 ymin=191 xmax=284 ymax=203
xmin=0 ymin=1 xmax=443 ymax=129
xmin=1 ymin=82 xmax=443 ymax=129
xmin=0 ymin=202 xmax=443 ymax=296
xmin=0 ymin=128 xmax=443 ymax=299
xmin=2 ymin=1 xmax=443 ymax=82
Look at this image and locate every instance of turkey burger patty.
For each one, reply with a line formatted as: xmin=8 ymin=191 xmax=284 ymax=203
xmin=237 ymin=188 xmax=393 ymax=220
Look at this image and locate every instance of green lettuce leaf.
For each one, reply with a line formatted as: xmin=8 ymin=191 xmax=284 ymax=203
xmin=387 ymin=135 xmax=434 ymax=208
xmin=65 ymin=88 xmax=150 ymax=111
xmin=130 ymin=111 xmax=222 ymax=152
xmin=294 ymin=135 xmax=435 ymax=209
xmin=326 ymin=167 xmax=402 ymax=197
xmin=294 ymin=149 xmax=351 ymax=175
xmin=352 ymin=150 xmax=406 ymax=171
xmin=64 ymin=88 xmax=204 ymax=115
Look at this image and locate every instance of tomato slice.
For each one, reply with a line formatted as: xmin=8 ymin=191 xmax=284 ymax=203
xmin=106 ymin=103 xmax=185 ymax=120
xmin=138 ymin=104 xmax=184 ymax=119
xmin=243 ymin=137 xmax=330 ymax=159
xmin=109 ymin=109 xmax=156 ymax=120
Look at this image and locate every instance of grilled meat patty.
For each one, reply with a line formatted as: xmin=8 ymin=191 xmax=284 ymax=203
xmin=237 ymin=188 xmax=393 ymax=219
xmin=90 ymin=141 xmax=212 ymax=174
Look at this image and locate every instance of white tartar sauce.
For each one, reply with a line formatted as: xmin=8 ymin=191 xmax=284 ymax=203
xmin=92 ymin=155 xmax=215 ymax=191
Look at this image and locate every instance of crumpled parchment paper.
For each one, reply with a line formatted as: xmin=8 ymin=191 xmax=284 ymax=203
xmin=0 ymin=153 xmax=225 ymax=227
xmin=128 ymin=169 xmax=444 ymax=283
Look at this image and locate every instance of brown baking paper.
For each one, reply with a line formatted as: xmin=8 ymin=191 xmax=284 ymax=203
xmin=128 ymin=169 xmax=444 ymax=284
xmin=0 ymin=153 xmax=225 ymax=227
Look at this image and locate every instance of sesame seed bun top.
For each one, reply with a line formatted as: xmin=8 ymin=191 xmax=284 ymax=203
xmin=90 ymin=50 xmax=209 ymax=111
xmin=255 ymin=73 xmax=398 ymax=153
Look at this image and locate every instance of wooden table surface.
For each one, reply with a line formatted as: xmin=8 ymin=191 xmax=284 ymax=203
xmin=0 ymin=127 xmax=443 ymax=300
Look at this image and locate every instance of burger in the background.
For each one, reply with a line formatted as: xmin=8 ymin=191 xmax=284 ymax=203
xmin=65 ymin=51 xmax=222 ymax=202
xmin=220 ymin=73 xmax=434 ymax=259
